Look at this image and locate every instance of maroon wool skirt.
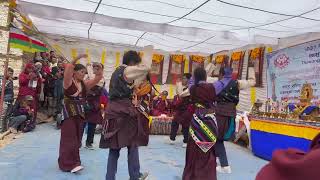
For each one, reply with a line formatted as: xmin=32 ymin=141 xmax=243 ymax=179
xmin=99 ymin=99 xmax=149 ymax=149
xmin=182 ymin=139 xmax=217 ymax=180
xmin=172 ymin=109 xmax=193 ymax=128
xmin=58 ymin=115 xmax=84 ymax=171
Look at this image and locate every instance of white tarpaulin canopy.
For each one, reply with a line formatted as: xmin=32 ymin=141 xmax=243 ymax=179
xmin=16 ymin=0 xmax=320 ymax=53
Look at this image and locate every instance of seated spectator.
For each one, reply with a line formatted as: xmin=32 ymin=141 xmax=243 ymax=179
xmin=18 ymin=63 xmax=41 ymax=130
xmin=8 ymin=95 xmax=34 ymax=133
xmin=152 ymin=91 xmax=170 ymax=116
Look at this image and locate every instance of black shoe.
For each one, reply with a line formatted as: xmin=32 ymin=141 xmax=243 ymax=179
xmin=85 ymin=144 xmax=94 ymax=150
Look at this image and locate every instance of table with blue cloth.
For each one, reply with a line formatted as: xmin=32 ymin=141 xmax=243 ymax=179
xmin=250 ymin=116 xmax=320 ymax=160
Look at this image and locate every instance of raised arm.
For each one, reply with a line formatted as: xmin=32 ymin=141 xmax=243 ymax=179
xmin=238 ymin=66 xmax=256 ymax=90
xmin=86 ymin=63 xmax=95 ymax=80
xmin=124 ymin=65 xmax=150 ymax=84
xmin=205 ymin=63 xmax=220 ymax=83
xmin=84 ymin=64 xmax=104 ymax=91
xmin=123 ymin=46 xmax=152 ymax=84
xmin=176 ymin=82 xmax=190 ymax=97
xmin=63 ymin=54 xmax=87 ymax=89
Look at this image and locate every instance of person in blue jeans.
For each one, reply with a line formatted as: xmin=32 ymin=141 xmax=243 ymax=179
xmin=81 ymin=122 xmax=97 ymax=149
xmin=99 ymin=50 xmax=150 ymax=180
xmin=82 ymin=63 xmax=106 ymax=149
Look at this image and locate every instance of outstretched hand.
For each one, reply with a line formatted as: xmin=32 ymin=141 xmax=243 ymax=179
xmin=72 ymin=54 xmax=88 ymax=64
xmin=93 ymin=63 xmax=104 ymax=76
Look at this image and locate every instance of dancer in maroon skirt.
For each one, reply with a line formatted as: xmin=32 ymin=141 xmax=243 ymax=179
xmin=182 ymin=67 xmax=218 ymax=180
xmin=58 ymin=54 xmax=103 ymax=173
xmin=169 ymin=73 xmax=193 ymax=147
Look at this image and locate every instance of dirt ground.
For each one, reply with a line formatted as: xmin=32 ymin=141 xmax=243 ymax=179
xmin=0 ymin=132 xmax=22 ymax=148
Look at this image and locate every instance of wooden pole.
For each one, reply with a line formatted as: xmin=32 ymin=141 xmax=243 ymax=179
xmin=0 ymin=45 xmax=10 ymax=133
xmin=0 ymin=1 xmax=13 ymax=132
xmin=0 ymin=45 xmax=10 ymax=132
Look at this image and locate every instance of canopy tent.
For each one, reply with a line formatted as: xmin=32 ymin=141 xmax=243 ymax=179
xmin=15 ymin=0 xmax=320 ymax=54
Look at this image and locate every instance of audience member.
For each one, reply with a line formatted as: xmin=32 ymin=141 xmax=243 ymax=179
xmin=8 ymin=95 xmax=34 ymax=133
xmin=0 ymin=67 xmax=15 ymax=131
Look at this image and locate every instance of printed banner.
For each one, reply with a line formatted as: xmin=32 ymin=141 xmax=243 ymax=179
xmin=247 ymin=47 xmax=264 ymax=87
xmin=230 ymin=51 xmax=245 ymax=80
xmin=212 ymin=55 xmax=228 ymax=77
xmin=166 ymin=55 xmax=185 ymax=84
xmin=189 ymin=55 xmax=206 ymax=74
xmin=267 ymin=40 xmax=320 ymax=103
xmin=150 ymin=54 xmax=164 ymax=84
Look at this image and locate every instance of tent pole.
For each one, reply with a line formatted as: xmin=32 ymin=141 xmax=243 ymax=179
xmin=0 ymin=2 xmax=13 ymax=132
xmin=0 ymin=36 xmax=11 ymax=133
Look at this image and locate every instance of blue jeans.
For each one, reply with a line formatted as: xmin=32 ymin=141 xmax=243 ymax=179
xmin=9 ymin=115 xmax=27 ymax=129
xmin=106 ymin=146 xmax=140 ymax=180
xmin=81 ymin=122 xmax=97 ymax=146
xmin=215 ymin=140 xmax=229 ymax=167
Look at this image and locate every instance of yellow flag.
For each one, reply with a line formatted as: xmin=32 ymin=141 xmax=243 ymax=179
xmin=184 ymin=58 xmax=189 ymax=73
xmin=169 ymin=84 xmax=174 ymax=99
xmin=101 ymin=49 xmax=106 ymax=65
xmin=250 ymin=87 xmax=256 ymax=104
xmin=115 ymin=52 xmax=121 ymax=68
xmin=71 ymin=48 xmax=78 ymax=63
xmin=85 ymin=49 xmax=91 ymax=64
xmin=155 ymin=85 xmax=161 ymax=96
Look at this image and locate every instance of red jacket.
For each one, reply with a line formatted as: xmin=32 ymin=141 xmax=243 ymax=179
xmin=18 ymin=65 xmax=40 ymax=97
xmin=256 ymin=133 xmax=320 ymax=180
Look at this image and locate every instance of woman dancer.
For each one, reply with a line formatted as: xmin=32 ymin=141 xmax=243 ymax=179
xmin=169 ymin=73 xmax=193 ymax=147
xmin=182 ymin=67 xmax=219 ymax=180
xmin=58 ymin=54 xmax=103 ymax=173
xmin=206 ymin=62 xmax=256 ymax=174
xmin=81 ymin=63 xmax=105 ymax=149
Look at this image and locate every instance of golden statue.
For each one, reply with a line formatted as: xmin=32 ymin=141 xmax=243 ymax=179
xmin=299 ymin=83 xmax=313 ymax=106
xmin=290 ymin=83 xmax=319 ymax=121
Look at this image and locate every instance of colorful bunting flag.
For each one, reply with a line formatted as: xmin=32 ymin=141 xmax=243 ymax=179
xmin=9 ymin=27 xmax=48 ymax=53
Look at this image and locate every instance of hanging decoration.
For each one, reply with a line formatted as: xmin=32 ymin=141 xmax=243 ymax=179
xmin=189 ymin=55 xmax=206 ymax=73
xmin=250 ymin=47 xmax=261 ymax=60
xmin=171 ymin=54 xmax=185 ymax=64
xmin=230 ymin=51 xmax=245 ymax=80
xmin=9 ymin=0 xmax=17 ymax=8
xmin=215 ymin=55 xmax=225 ymax=64
xmin=247 ymin=47 xmax=265 ymax=87
xmin=9 ymin=27 xmax=48 ymax=53
xmin=166 ymin=54 xmax=185 ymax=84
xmin=190 ymin=55 xmax=206 ymax=63
xmin=152 ymin=54 xmax=164 ymax=64
xmin=150 ymin=54 xmax=164 ymax=84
